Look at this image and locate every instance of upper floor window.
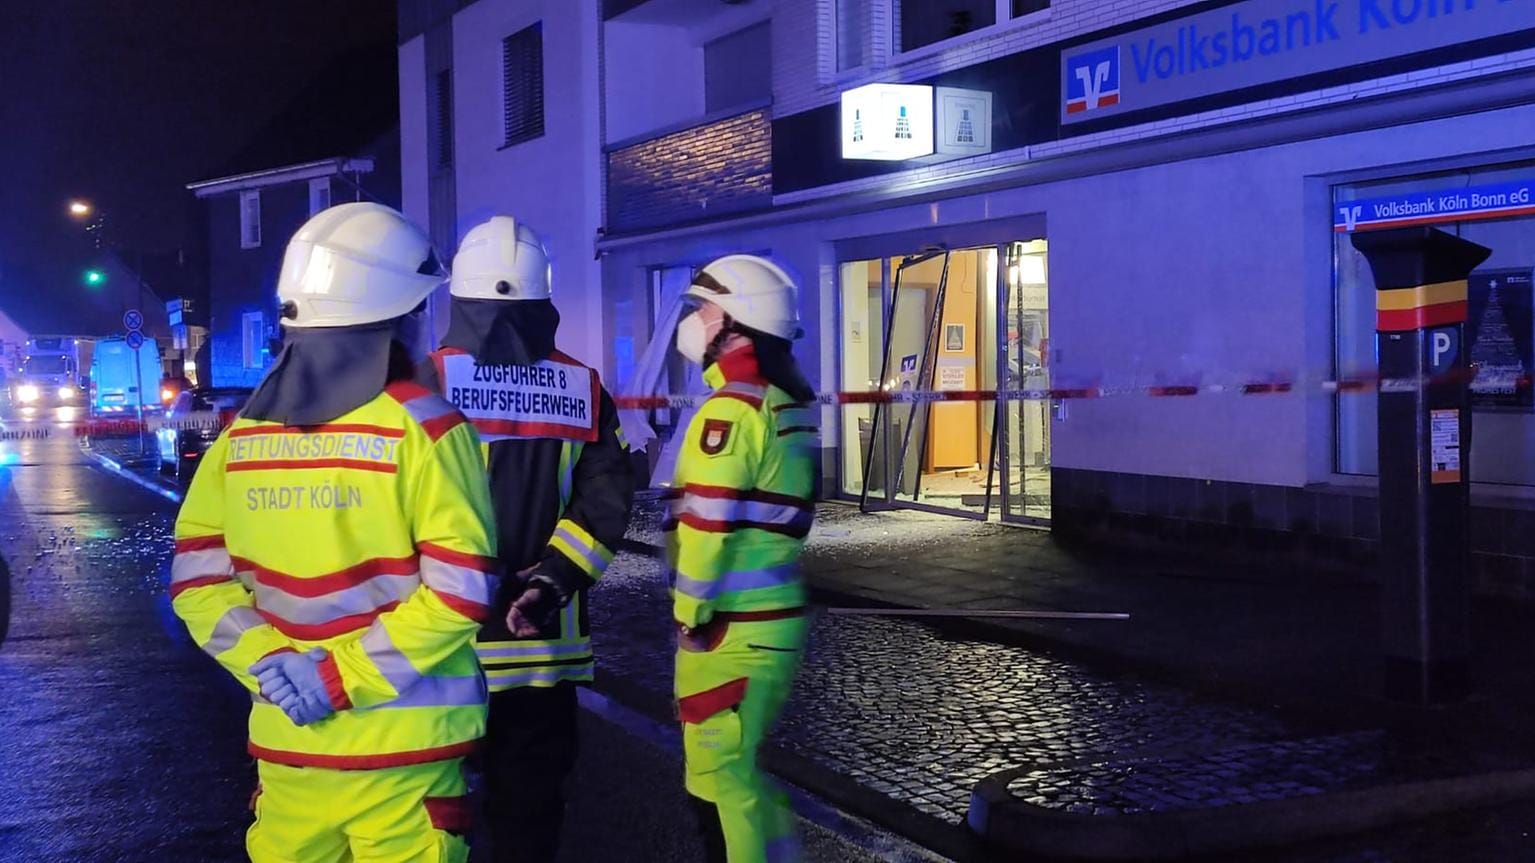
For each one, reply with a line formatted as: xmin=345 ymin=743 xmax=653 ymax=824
xmin=432 ymin=69 xmax=455 ymax=168
xmin=241 ymin=311 xmax=266 ymax=369
xmin=308 ymin=178 xmax=332 ymax=216
xmin=836 ymin=0 xmax=872 ymax=71
xmin=239 ymin=191 xmax=261 ymax=249
xmin=894 ymin=0 xmax=1048 ymax=54
xmin=502 ymin=22 xmax=545 ymax=148
xmin=704 ymin=22 xmax=772 ymax=114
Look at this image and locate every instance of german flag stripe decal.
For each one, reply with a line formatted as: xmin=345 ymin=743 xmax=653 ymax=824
xmin=1376 ymin=281 xmax=1468 ymax=332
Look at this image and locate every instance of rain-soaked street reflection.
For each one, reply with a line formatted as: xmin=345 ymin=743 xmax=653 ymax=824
xmin=0 ymin=415 xmax=252 ymax=862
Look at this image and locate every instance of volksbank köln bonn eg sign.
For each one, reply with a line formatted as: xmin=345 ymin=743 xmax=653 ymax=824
xmin=1063 ymin=0 xmax=1530 ymax=124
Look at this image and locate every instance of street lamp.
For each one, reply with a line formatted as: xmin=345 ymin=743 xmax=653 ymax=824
xmin=68 ymin=200 xmax=93 ymax=219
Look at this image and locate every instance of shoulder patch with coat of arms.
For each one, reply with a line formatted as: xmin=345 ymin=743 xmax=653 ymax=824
xmin=698 ymin=419 xmax=735 ymax=456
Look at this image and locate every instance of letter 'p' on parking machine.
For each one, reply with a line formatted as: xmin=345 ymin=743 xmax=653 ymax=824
xmin=1351 ymin=227 xmax=1491 ymax=705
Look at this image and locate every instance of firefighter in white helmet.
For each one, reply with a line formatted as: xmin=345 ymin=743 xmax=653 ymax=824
xmin=171 ymin=202 xmax=497 ymax=862
xmin=669 ymin=254 xmax=817 ymax=862
xmin=416 ymin=216 xmax=634 ymax=862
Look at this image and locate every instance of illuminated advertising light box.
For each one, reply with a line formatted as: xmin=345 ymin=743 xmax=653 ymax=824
xmin=841 ymin=83 xmax=934 ymax=161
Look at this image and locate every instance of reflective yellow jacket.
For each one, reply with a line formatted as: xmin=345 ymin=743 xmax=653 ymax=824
xmin=666 ymin=345 xmax=818 ymax=629
xmin=170 ymin=381 xmax=498 ymax=770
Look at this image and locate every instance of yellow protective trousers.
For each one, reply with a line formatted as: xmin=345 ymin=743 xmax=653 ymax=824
xmin=676 ymin=611 xmax=809 ymax=863
xmin=248 ymin=758 xmax=470 ymax=863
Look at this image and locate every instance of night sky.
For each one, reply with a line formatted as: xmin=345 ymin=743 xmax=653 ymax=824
xmin=0 ymin=1 xmax=396 ymax=334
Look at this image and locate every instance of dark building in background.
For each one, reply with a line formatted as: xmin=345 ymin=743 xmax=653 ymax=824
xmin=186 ymin=41 xmax=400 ymax=389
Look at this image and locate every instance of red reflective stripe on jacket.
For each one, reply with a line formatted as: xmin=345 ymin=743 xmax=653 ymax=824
xmin=430 ymin=590 xmax=491 ymax=623
xmin=420 ymin=413 xmax=465 ymax=441
xmin=424 ymin=795 xmax=473 ymax=834
xmin=247 ymin=739 xmax=478 ymax=770
xmin=257 ymin=602 xmax=400 ymax=640
xmin=418 ymin=541 xmax=498 ymax=574
xmin=169 ymin=575 xmax=234 ymax=600
xmin=316 ymin=653 xmax=353 ymax=711
xmin=227 ymin=424 xmax=405 ymax=439
xmin=678 ymin=678 xmax=749 ymax=724
xmin=233 ymin=555 xmax=419 ymax=598
xmin=669 ymin=512 xmax=811 ymax=540
xmin=675 ymin=483 xmax=812 ymax=509
xmin=385 ymin=381 xmax=436 ymax=403
xmin=175 ymin=535 xmax=226 ymax=553
xmin=227 ymin=459 xmax=399 ymax=474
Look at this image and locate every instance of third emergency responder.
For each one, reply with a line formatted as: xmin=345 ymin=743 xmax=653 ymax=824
xmin=170 ymin=202 xmax=498 ymax=863
xmin=416 ymin=216 xmax=634 ymax=863
xmin=667 ymin=254 xmax=819 ymax=863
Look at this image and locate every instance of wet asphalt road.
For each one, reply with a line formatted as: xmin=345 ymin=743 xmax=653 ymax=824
xmin=0 ymin=418 xmax=919 ymax=863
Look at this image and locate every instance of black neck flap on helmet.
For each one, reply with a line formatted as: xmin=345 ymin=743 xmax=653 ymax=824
xmin=240 ymin=321 xmax=399 ymax=426
xmin=442 ymin=298 xmax=560 ymax=366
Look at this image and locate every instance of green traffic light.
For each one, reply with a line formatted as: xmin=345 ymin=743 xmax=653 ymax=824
xmin=84 ymin=269 xmax=106 ymax=287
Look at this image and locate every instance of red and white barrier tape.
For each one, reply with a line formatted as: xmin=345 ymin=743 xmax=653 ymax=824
xmin=613 ymin=368 xmax=1509 ymax=410
xmin=51 ymin=370 xmax=1516 ymax=438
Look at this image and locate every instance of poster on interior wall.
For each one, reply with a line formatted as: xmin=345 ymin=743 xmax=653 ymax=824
xmin=945 ymin=324 xmax=966 ymax=352
xmin=1467 ymin=268 xmax=1534 ymax=413
xmin=937 ymin=363 xmax=968 ymax=392
xmin=898 ymin=354 xmax=918 ymax=392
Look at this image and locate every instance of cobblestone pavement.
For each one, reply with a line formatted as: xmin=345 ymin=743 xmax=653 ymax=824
xmin=590 ymin=552 xmax=1302 ymax=826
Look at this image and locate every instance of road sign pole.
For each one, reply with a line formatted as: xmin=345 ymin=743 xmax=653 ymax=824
xmin=123 ymin=310 xmax=148 ymax=459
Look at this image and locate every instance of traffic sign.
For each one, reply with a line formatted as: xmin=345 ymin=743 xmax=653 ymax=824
xmin=123 ymin=309 xmax=143 ymax=332
xmin=125 ymin=331 xmax=144 ymax=350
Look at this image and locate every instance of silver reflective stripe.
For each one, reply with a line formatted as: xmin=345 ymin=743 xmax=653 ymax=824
xmin=370 ymin=674 xmax=486 ymax=709
xmin=672 ymin=572 xmax=720 ymax=601
xmin=171 ymin=547 xmax=233 ymax=586
xmin=486 ymin=667 xmax=592 ymax=689
xmin=398 ymin=391 xmax=456 ymax=428
xmin=562 ymin=597 xmax=578 ymax=639
xmin=421 ymin=557 xmax=496 ymax=606
xmin=673 ymin=565 xmax=799 ymax=601
xmin=558 ymin=442 xmax=575 ymax=509
xmin=203 ymin=606 xmax=266 ymax=657
xmin=252 ymin=573 xmax=418 ymax=626
xmin=718 ymin=382 xmax=765 ymax=401
xmin=476 ymin=640 xmax=593 ymax=660
xmin=552 ymin=525 xmax=609 ymax=575
xmin=720 ymin=564 xmax=799 ymax=593
xmin=360 ymin=624 xmax=419 ymax=692
xmin=676 ymin=495 xmax=806 ymax=527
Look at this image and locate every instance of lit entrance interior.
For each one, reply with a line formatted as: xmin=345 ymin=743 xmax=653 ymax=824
xmin=838 ymin=239 xmax=1050 ymax=521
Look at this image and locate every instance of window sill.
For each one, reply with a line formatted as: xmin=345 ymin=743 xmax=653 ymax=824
xmin=497 ymin=133 xmax=547 ymax=153
xmin=1317 ymin=474 xmax=1535 ymax=508
xmin=888 ymin=7 xmax=1053 ymax=69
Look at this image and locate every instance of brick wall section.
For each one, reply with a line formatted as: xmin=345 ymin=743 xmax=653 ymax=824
xmin=606 ymin=109 xmax=773 ymax=234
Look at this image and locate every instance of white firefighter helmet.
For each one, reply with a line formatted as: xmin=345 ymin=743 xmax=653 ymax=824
xmin=448 ymin=216 xmax=552 ymax=301
xmin=684 ymin=254 xmax=802 ymax=340
xmin=276 ymin=202 xmax=445 ymax=328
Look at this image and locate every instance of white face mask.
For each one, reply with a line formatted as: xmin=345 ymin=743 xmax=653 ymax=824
xmin=676 ymin=312 xmax=712 ymax=365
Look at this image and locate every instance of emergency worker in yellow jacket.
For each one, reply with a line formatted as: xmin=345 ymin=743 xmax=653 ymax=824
xmin=170 ymin=203 xmax=498 ymax=863
xmin=668 ymin=255 xmax=819 ymax=863
xmin=417 ymin=217 xmax=635 ymax=863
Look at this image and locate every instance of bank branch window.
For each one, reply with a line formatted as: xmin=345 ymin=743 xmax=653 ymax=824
xmin=1335 ymin=160 xmax=1535 ymax=485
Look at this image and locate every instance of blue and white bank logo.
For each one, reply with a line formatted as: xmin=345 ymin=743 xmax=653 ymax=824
xmin=1065 ymin=45 xmax=1121 ymax=115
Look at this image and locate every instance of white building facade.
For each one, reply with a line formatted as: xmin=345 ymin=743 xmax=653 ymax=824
xmin=400 ymin=0 xmax=1535 ymax=591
